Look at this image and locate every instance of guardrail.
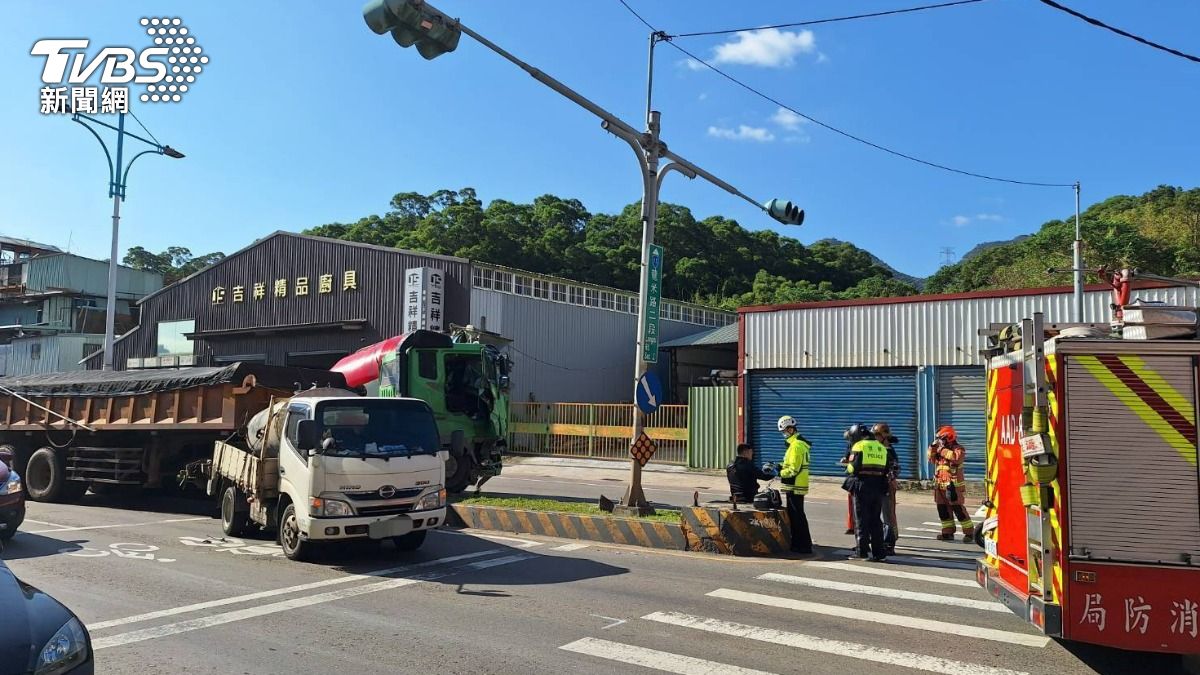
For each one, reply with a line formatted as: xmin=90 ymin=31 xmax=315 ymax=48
xmin=508 ymin=402 xmax=687 ymax=465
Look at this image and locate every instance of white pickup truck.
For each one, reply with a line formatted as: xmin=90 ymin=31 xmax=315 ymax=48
xmin=207 ymin=391 xmax=447 ymax=561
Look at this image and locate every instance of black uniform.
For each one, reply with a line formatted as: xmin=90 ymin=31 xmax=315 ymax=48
xmin=726 ymin=456 xmax=772 ymax=505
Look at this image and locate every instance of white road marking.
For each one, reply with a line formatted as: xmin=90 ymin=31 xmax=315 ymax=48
xmin=23 ymin=518 xmax=71 ymax=529
xmin=560 ymin=637 xmax=777 ymax=675
xmin=884 ymin=556 xmax=976 ymax=571
xmin=552 ymin=543 xmax=589 ymax=552
xmin=802 ymin=561 xmax=979 ymax=588
xmin=895 ymin=544 xmax=978 ymax=558
xmin=93 ymin=553 xmax=533 ymax=650
xmin=757 ymin=573 xmax=1006 ymax=612
xmin=437 ymin=529 xmax=543 ymax=548
xmin=88 ymin=549 xmax=501 ymax=630
xmin=589 ymin=614 xmax=627 ymax=630
xmin=903 ymin=534 xmax=940 ymax=540
xmin=906 ymin=527 xmax=944 ymax=534
xmin=924 ymin=521 xmax=948 ymax=527
xmin=643 ymin=612 xmax=1030 ymax=675
xmin=706 ymin=589 xmax=1050 ymax=647
xmin=30 ymin=516 xmax=207 ymax=534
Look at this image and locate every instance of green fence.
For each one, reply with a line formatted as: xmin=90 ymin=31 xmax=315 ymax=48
xmin=687 ymin=386 xmax=738 ymax=469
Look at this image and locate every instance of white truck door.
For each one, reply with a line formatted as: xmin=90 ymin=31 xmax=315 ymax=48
xmin=279 ymin=403 xmax=313 ymax=527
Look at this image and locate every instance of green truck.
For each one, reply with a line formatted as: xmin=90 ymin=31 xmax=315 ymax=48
xmin=332 ymin=328 xmax=510 ymax=493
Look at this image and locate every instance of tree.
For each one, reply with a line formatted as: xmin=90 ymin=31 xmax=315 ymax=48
xmin=123 ymin=246 xmax=225 ymax=284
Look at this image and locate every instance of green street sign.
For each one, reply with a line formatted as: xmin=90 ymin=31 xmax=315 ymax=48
xmin=642 ymin=244 xmax=663 ymax=363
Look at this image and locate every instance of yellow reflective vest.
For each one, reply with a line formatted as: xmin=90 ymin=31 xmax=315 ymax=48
xmin=846 ymin=439 xmax=889 ymax=475
xmin=780 ymin=433 xmax=810 ymax=495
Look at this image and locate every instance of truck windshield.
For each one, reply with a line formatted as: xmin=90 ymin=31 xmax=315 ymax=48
xmin=316 ymin=400 xmax=439 ymax=458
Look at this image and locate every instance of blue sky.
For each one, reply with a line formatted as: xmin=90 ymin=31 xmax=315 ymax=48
xmin=1 ymin=1 xmax=1197 ymax=278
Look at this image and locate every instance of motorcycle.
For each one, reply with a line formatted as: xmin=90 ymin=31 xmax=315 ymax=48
xmin=751 ymin=462 xmax=784 ymax=510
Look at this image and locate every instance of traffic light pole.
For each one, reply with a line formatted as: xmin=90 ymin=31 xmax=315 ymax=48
xmin=367 ymin=2 xmax=804 ymax=513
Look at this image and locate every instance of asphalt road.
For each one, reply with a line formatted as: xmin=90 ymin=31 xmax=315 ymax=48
xmin=3 ymin=489 xmax=1189 ymax=675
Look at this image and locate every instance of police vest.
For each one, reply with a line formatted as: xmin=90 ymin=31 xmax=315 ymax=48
xmin=853 ymin=440 xmax=889 ymax=473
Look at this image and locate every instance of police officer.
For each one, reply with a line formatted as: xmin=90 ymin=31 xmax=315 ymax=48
xmin=844 ymin=423 xmax=890 ymax=562
xmin=872 ymin=422 xmax=901 ymax=556
xmin=777 ymin=416 xmax=813 ymax=555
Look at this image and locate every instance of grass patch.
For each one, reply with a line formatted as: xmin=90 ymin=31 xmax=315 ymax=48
xmin=454 ymin=496 xmax=682 ymax=523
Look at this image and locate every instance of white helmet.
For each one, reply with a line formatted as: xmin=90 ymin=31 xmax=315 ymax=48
xmin=777 ymin=415 xmax=797 ymax=432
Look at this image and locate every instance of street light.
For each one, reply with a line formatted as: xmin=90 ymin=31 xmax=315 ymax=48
xmin=362 ymin=0 xmax=804 ymax=513
xmin=71 ymin=110 xmax=184 ymax=370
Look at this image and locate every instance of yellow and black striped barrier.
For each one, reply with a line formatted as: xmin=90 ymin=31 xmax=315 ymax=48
xmin=448 ymin=504 xmax=688 ymax=550
xmin=680 ymin=506 xmax=791 ymax=556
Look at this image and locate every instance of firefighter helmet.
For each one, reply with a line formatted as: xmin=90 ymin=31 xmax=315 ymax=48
xmin=936 ymin=425 xmax=957 ymax=443
xmin=777 ymin=416 xmax=797 ymax=432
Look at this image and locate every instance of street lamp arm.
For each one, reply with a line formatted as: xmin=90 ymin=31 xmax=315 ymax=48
xmin=71 ymin=116 xmax=115 ymax=189
xmin=656 ymin=162 xmax=697 ymax=194
xmin=120 ymin=149 xmax=164 ymax=192
xmin=660 ymin=147 xmax=766 ymax=215
xmin=73 ymin=112 xmax=159 ymax=148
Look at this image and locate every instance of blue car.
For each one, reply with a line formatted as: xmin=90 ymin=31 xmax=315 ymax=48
xmin=0 ymin=556 xmax=93 ymax=674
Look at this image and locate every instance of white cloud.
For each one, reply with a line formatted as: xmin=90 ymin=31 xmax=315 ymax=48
xmin=950 ymin=213 xmax=1004 ymax=227
xmin=681 ymin=58 xmax=707 ymax=71
xmin=771 ymin=107 xmax=805 ymax=130
xmin=707 ymin=125 xmax=775 ymax=142
xmin=712 ymin=28 xmax=816 ymax=68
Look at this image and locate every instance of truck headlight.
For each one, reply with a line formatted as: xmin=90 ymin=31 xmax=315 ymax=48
xmin=35 ymin=617 xmax=88 ymax=675
xmin=416 ymin=487 xmax=446 ymax=511
xmin=311 ymin=498 xmax=353 ymax=517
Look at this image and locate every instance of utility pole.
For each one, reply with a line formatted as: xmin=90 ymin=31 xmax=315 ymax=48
xmin=72 ymin=110 xmax=184 ymax=370
xmin=362 ymin=0 xmax=805 ymax=513
xmin=1073 ymin=182 xmax=1083 ymax=322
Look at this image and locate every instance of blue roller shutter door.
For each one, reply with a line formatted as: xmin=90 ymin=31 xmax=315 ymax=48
xmin=934 ymin=366 xmax=986 ymax=478
xmin=749 ymin=369 xmax=919 ymax=478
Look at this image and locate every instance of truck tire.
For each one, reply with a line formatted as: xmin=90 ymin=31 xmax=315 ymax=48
xmin=445 ymin=451 xmax=471 ymax=494
xmin=278 ymin=503 xmax=311 ymax=561
xmin=221 ymin=486 xmax=251 ymax=537
xmin=25 ymin=447 xmax=85 ymax=503
xmin=392 ymin=530 xmax=427 ymax=552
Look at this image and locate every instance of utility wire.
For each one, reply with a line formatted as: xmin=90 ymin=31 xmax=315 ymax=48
xmin=670 ymin=0 xmax=987 ymax=39
xmin=667 ymin=40 xmax=1074 ymax=187
xmin=508 ymin=344 xmax=625 ymax=372
xmin=1036 ymin=0 xmax=1200 ymax=64
xmin=615 ymin=0 xmax=1074 ymax=188
xmin=128 ymin=109 xmax=162 ymax=146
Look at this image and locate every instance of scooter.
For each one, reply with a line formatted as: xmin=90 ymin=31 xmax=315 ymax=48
xmin=751 ymin=462 xmax=784 ymax=510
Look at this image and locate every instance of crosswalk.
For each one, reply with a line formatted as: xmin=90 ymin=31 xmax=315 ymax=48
xmin=558 ymin=552 xmax=1049 ymax=675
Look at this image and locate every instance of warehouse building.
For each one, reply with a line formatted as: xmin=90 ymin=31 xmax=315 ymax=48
xmin=84 ymin=232 xmax=726 ymax=403
xmin=738 ymin=280 xmax=1200 ymax=479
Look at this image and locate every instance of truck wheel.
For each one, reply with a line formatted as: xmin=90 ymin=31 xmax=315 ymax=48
xmin=445 ymin=451 xmax=471 ymax=494
xmin=392 ymin=530 xmax=427 ymax=552
xmin=221 ymin=487 xmax=251 ymax=537
xmin=25 ymin=447 xmax=79 ymax=503
xmin=278 ymin=503 xmax=311 ymax=561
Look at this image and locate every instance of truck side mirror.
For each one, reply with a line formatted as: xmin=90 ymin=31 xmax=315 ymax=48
xmin=297 ymin=420 xmax=320 ymax=451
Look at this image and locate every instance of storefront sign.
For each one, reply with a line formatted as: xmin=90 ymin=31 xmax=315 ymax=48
xmin=404 ymin=267 xmax=444 ymax=334
xmin=211 ymin=270 xmax=358 ymax=305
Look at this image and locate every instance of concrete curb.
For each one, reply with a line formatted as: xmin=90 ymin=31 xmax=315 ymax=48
xmin=447 ymin=503 xmax=687 ymax=550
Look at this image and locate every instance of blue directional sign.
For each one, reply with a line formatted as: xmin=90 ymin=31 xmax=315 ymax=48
xmin=635 ymin=370 xmax=663 ymax=415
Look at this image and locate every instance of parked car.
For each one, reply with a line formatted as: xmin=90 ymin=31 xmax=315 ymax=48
xmin=0 ymin=558 xmax=93 ymax=674
xmin=0 ymin=447 xmax=22 ymax=541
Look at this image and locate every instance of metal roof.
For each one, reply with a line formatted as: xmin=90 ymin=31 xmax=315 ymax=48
xmin=660 ymin=322 xmax=737 ymax=348
xmin=0 ymin=236 xmax=61 ymax=253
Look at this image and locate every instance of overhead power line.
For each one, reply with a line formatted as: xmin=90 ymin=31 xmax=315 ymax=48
xmin=614 ymin=0 xmax=1074 ymax=188
xmin=670 ymin=0 xmax=987 ymax=39
xmin=1036 ymin=0 xmax=1200 ymax=64
xmin=128 ymin=109 xmax=161 ymax=146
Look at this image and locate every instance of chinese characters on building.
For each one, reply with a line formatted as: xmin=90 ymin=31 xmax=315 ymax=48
xmin=403 ymin=267 xmax=444 ymax=334
xmin=211 ymin=270 xmax=358 ymax=305
xmin=40 ymin=86 xmax=129 ymax=115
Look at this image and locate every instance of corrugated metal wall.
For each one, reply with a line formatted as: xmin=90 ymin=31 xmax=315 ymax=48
xmin=470 ymin=288 xmax=712 ymax=403
xmin=6 ymin=334 xmax=102 ymax=375
xmin=748 ymin=369 xmax=919 ymax=477
xmin=687 ymin=386 xmax=737 ymax=469
xmin=98 ymin=233 xmax=471 ymax=369
xmin=744 ymin=285 xmax=1200 ymax=370
xmin=934 ymin=366 xmax=987 ymax=478
xmin=26 ymin=254 xmax=162 ymax=298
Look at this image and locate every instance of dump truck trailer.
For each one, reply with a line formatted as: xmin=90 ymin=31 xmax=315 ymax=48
xmin=0 ymin=363 xmax=343 ymax=502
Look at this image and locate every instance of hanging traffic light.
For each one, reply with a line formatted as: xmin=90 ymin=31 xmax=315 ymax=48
xmin=363 ymin=0 xmax=461 ymax=60
xmin=765 ymin=198 xmax=804 ymax=226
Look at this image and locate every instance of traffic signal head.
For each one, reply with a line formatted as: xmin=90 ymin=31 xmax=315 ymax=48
xmin=363 ymin=0 xmax=461 ymax=60
xmin=765 ymin=198 xmax=804 ymax=226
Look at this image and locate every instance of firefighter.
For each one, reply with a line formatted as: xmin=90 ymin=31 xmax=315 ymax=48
xmin=929 ymin=425 xmax=974 ymax=542
xmin=845 ymin=423 xmax=890 ymax=561
xmin=872 ymin=422 xmax=901 ymax=556
xmin=777 ymin=416 xmax=813 ymax=555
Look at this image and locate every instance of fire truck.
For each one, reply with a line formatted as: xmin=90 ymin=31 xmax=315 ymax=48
xmin=977 ymin=297 xmax=1200 ymax=655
